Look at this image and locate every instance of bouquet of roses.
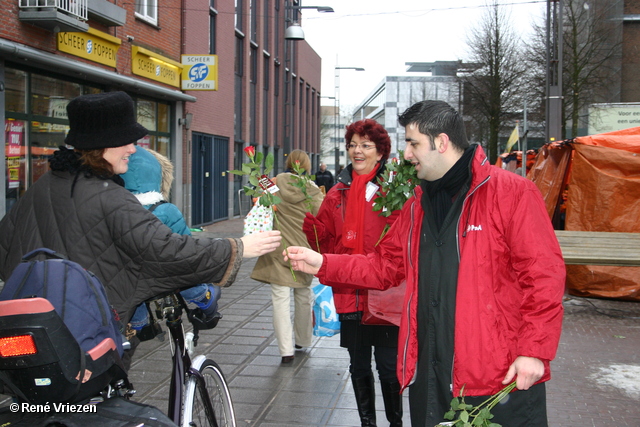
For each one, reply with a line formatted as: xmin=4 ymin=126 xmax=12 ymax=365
xmin=372 ymin=151 xmax=418 ymax=245
xmin=229 ymin=146 xmax=296 ymax=281
xmin=436 ymin=380 xmax=517 ymax=427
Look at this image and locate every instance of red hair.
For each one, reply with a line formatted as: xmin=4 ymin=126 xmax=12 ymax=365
xmin=344 ymin=119 xmax=391 ymax=163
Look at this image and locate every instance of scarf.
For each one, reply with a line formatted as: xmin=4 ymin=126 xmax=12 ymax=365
xmin=342 ymin=164 xmax=380 ymax=254
xmin=422 ymin=146 xmax=475 ymax=231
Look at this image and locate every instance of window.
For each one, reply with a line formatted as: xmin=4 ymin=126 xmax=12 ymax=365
xmin=210 ymin=1 xmax=217 ymax=54
xmin=250 ymin=0 xmax=257 ymax=43
xmin=263 ymin=0 xmax=270 ymax=52
xmin=235 ymin=0 xmax=243 ymax=32
xmin=135 ymin=0 xmax=158 ymax=25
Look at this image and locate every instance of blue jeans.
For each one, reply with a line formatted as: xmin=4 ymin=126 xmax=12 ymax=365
xmin=129 ymin=284 xmax=221 ymax=330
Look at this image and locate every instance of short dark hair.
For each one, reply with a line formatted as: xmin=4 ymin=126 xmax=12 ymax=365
xmin=344 ymin=119 xmax=391 ymax=163
xmin=398 ymin=100 xmax=469 ymax=152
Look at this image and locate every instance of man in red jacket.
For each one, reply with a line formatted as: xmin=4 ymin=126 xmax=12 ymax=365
xmin=286 ymin=100 xmax=565 ymax=427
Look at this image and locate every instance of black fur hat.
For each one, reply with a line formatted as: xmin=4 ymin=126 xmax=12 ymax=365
xmin=65 ymin=91 xmax=149 ymax=150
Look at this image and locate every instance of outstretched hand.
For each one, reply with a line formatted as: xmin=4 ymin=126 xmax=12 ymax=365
xmin=284 ymin=246 xmax=323 ymax=275
xmin=241 ymin=230 xmax=282 ymax=258
xmin=502 ymin=356 xmax=544 ymax=390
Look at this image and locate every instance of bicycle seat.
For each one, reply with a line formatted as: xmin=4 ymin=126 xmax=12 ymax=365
xmin=0 ymin=298 xmax=127 ymax=404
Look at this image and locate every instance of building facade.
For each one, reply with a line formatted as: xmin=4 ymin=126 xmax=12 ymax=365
xmin=1 ymin=0 xmax=323 ymax=226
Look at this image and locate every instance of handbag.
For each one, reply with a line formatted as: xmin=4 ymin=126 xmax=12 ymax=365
xmin=361 ymin=281 xmax=406 ymax=327
xmin=312 ymin=283 xmax=340 ymax=337
xmin=243 ymin=202 xmax=273 ymax=235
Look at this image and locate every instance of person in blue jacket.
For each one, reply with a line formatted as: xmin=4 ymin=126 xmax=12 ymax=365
xmin=121 ymin=146 xmax=221 ymax=334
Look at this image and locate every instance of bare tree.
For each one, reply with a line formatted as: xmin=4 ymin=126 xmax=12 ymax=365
xmin=525 ymin=0 xmax=623 ymax=139
xmin=462 ymin=0 xmax=529 ymax=163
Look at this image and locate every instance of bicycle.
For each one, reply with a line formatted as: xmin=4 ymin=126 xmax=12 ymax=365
xmin=142 ymin=291 xmax=237 ymax=427
xmin=0 ymin=290 xmax=236 ymax=427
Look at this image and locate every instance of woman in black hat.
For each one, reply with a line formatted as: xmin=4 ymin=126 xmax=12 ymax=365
xmin=0 ymin=92 xmax=281 ymax=367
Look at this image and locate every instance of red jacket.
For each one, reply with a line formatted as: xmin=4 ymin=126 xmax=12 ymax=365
xmin=312 ymin=168 xmax=388 ymax=314
xmin=319 ymin=146 xmax=565 ymax=396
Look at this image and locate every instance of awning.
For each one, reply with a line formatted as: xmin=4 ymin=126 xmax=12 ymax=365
xmin=0 ymin=39 xmax=196 ymax=103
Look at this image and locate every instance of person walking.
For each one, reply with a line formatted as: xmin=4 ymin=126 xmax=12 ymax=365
xmin=251 ymin=150 xmax=324 ymax=364
xmin=286 ymin=100 xmax=566 ymax=427
xmin=314 ymin=163 xmax=334 ymax=192
xmin=0 ymin=91 xmax=281 ymax=368
xmin=302 ymin=119 xmax=403 ymax=427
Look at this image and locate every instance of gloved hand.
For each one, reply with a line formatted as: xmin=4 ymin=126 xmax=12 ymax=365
xmin=385 ymin=209 xmax=401 ymax=226
xmin=302 ymin=212 xmax=325 ymax=251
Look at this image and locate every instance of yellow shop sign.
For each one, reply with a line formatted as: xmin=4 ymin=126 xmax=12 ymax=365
xmin=132 ymin=46 xmax=182 ymax=88
xmin=57 ymin=28 xmax=121 ymax=68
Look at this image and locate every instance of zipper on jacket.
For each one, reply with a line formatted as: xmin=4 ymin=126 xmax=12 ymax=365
xmin=451 ymin=173 xmax=490 ymax=393
xmin=401 ymin=198 xmax=417 ymax=388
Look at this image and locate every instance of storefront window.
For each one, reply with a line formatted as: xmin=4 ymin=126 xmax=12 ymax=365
xmin=30 ymin=121 xmax=68 ymax=184
xmin=137 ymin=100 xmax=156 ymax=132
xmin=5 ymin=69 xmax=27 ymax=113
xmin=134 ymin=99 xmax=170 ymax=157
xmin=158 ymin=102 xmax=169 ymax=133
xmin=30 ymin=75 xmax=83 ymax=118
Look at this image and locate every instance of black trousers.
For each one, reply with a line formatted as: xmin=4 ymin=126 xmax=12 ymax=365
xmin=410 ymin=380 xmax=548 ymax=427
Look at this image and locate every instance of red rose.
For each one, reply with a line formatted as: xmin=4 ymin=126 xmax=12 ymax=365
xmin=244 ymin=146 xmax=255 ymax=158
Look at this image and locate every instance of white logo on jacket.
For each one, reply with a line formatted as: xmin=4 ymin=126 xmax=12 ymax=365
xmin=466 ymin=224 xmax=483 ymax=232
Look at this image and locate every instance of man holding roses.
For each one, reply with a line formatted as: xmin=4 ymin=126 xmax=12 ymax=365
xmin=285 ymin=100 xmax=565 ymax=427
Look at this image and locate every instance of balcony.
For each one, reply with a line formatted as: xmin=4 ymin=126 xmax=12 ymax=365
xmin=19 ymin=0 xmax=89 ymax=32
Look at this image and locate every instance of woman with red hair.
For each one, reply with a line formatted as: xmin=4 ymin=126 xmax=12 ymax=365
xmin=303 ymin=119 xmax=403 ymax=426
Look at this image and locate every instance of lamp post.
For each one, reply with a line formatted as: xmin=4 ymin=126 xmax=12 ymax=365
xmin=284 ymin=2 xmax=334 ymax=40
xmin=282 ymin=1 xmax=334 ymax=162
xmin=334 ymin=66 xmax=365 ymax=176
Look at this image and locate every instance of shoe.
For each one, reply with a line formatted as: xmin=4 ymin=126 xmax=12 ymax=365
xmin=295 ymin=344 xmax=303 ymax=349
xmin=281 ymin=355 xmax=295 ymax=364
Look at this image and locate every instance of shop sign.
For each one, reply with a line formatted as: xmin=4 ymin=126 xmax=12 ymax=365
xmin=181 ymin=55 xmax=218 ymax=90
xmin=57 ymin=28 xmax=121 ymax=68
xmin=5 ymin=119 xmax=24 ymax=189
xmin=132 ymin=47 xmax=182 ymax=88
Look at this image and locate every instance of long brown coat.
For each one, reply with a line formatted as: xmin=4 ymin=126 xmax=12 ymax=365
xmin=251 ymin=173 xmax=323 ymax=288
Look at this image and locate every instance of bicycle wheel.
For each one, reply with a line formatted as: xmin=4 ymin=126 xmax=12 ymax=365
xmin=182 ymin=356 xmax=236 ymax=427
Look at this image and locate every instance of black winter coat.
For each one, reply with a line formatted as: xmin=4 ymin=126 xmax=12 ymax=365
xmin=0 ymin=169 xmax=242 ymax=323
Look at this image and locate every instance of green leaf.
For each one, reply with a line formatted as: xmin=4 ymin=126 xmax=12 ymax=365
xmin=255 ymin=151 xmax=264 ymax=166
xmin=444 ymin=410 xmax=456 ymax=420
xmin=272 ymin=195 xmax=282 ymax=205
xmin=450 ymin=397 xmax=460 ymax=411
xmin=487 ymin=424 xmax=502 ymax=427
xmin=460 ymin=410 xmax=469 ymax=423
xmin=228 ymin=170 xmax=245 ymax=176
xmin=249 ymin=175 xmax=259 ymax=186
xmin=242 ymin=164 xmax=252 ymax=174
xmin=264 ymin=153 xmax=274 ymax=175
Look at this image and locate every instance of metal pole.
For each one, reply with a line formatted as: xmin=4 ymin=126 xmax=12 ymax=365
xmin=522 ymin=100 xmax=528 ymax=178
xmin=546 ymin=0 xmax=563 ymax=143
xmin=334 ymin=65 xmax=340 ymax=177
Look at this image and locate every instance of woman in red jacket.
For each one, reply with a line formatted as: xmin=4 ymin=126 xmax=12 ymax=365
xmin=303 ymin=119 xmax=402 ymax=427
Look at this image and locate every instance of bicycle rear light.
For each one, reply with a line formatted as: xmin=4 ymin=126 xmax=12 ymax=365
xmin=0 ymin=334 xmax=38 ymax=357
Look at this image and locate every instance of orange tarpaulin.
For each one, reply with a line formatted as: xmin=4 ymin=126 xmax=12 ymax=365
xmin=529 ymin=127 xmax=640 ymax=301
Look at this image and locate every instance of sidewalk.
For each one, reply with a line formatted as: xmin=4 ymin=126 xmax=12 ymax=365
xmin=129 ymin=218 xmax=411 ymax=426
xmin=130 ymin=218 xmax=640 ymax=426
xmin=2 ymin=217 xmax=640 ymax=425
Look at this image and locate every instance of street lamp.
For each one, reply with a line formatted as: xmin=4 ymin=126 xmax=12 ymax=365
xmin=284 ymin=3 xmax=334 ymax=40
xmin=334 ymin=66 xmax=365 ymax=176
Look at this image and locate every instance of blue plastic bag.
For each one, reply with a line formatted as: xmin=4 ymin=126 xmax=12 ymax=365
xmin=312 ymin=283 xmax=340 ymax=337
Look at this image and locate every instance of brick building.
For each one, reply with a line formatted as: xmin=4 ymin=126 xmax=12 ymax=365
xmin=1 ymin=0 xmax=323 ymax=225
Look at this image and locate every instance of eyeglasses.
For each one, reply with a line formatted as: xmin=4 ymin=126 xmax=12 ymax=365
xmin=347 ymin=142 xmax=376 ymax=151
